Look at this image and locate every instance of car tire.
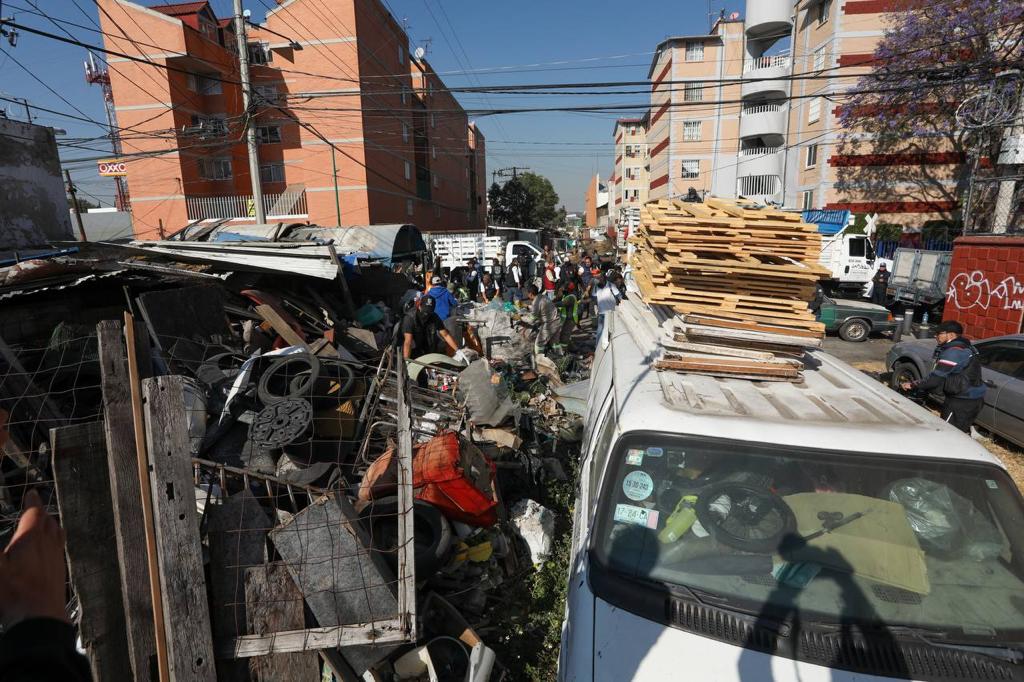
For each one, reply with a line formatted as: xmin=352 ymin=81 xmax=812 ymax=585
xmin=838 ymin=318 xmax=870 ymax=342
xmin=889 ymin=361 xmax=921 ymax=390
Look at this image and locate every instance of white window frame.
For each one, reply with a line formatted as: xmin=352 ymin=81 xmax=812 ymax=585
xmin=247 ymin=41 xmax=271 ymax=65
xmin=681 ymin=159 xmax=699 ymax=178
xmin=685 ymin=40 xmax=704 ymax=62
xmin=259 ymin=162 xmax=285 ymax=183
xmin=402 ymin=122 xmax=410 ymax=143
xmin=684 ymin=82 xmax=702 ymax=102
xmin=682 ymin=120 xmax=701 ymax=142
xmin=818 ymin=0 xmax=832 ymax=25
xmin=406 ymin=198 xmax=414 ymax=216
xmin=808 ymin=97 xmax=821 ymax=123
xmin=802 ymin=189 xmax=815 ymax=210
xmin=806 ymin=143 xmax=818 ymax=168
xmin=404 ymin=160 xmax=411 ymax=181
xmin=813 ymin=46 xmax=826 ymax=71
xmin=198 ymin=157 xmax=232 ymax=180
xmin=255 ymin=125 xmax=281 ymax=144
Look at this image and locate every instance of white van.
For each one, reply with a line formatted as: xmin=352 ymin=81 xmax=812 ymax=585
xmin=560 ymin=297 xmax=1024 ymax=682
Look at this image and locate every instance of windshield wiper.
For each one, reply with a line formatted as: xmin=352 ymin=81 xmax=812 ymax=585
xmin=886 ymin=626 xmax=1024 ymax=664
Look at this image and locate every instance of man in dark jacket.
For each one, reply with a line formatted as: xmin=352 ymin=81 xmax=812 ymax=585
xmin=900 ymin=320 xmax=987 ymax=433
xmin=870 ymin=263 xmax=890 ymax=306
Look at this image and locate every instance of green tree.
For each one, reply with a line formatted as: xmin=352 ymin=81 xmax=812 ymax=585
xmin=487 ymin=172 xmax=562 ymax=229
xmin=518 ymin=172 xmax=561 ymax=228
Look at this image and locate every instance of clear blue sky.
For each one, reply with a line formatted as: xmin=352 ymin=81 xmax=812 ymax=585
xmin=0 ymin=0 xmax=716 ymax=214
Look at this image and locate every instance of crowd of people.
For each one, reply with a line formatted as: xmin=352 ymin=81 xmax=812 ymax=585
xmin=399 ymin=245 xmax=626 ymax=361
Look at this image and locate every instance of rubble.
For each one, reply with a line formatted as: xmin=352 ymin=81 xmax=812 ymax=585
xmin=0 ymin=231 xmax=591 ymax=681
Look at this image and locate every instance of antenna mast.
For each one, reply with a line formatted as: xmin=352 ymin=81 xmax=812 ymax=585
xmin=85 ymin=52 xmax=131 ymax=212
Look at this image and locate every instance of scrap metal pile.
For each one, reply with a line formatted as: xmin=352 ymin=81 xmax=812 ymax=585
xmin=0 ymin=238 xmax=586 ymax=682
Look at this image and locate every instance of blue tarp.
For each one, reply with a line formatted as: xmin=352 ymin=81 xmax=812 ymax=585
xmin=802 ymin=209 xmax=851 ymax=235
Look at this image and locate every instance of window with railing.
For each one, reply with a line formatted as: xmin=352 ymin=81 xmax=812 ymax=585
xmin=198 ymin=157 xmax=232 ymax=180
xmin=743 ymin=102 xmax=784 ymax=115
xmin=743 ymin=55 xmax=790 ymax=73
xmin=685 ymin=40 xmax=704 ymax=62
xmin=256 ymin=125 xmax=281 ymax=144
xmin=681 ymin=159 xmax=699 ymax=178
xmin=185 ymin=191 xmax=308 ymax=220
xmin=740 ymin=145 xmax=781 ymax=156
xmin=683 ymin=120 xmax=701 ymax=141
xmin=684 ymin=83 xmax=703 ymax=102
xmin=738 ymin=174 xmax=780 ymax=196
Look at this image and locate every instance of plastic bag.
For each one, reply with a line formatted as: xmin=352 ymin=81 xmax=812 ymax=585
xmin=886 ymin=478 xmax=1003 ymax=561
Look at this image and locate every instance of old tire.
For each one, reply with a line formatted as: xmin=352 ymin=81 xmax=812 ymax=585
xmin=838 ymin=318 xmax=870 ymax=342
xmin=889 ymin=361 xmax=921 ymax=390
xmin=358 ymin=497 xmax=452 ymax=579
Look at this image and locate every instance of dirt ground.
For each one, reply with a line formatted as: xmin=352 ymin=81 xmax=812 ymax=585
xmin=823 ymin=334 xmax=1024 ymax=492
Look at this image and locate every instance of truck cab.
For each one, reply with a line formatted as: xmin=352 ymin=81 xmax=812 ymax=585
xmin=560 ymin=297 xmax=1024 ymax=682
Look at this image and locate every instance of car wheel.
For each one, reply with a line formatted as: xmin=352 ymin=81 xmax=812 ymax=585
xmin=889 ymin=361 xmax=921 ymax=390
xmin=838 ymin=318 xmax=870 ymax=342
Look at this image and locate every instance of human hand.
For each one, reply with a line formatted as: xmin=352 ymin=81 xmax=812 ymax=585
xmin=899 ymin=382 xmax=913 ymax=392
xmin=0 ymin=489 xmax=68 ymax=628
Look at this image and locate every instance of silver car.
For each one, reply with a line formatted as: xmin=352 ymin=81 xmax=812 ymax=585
xmin=886 ymin=334 xmax=1024 ymax=447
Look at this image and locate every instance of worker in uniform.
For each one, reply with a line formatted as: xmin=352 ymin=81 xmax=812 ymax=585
xmin=478 ymin=272 xmax=501 ymax=304
xmin=525 ymin=284 xmax=562 ymax=354
xmin=871 ymin=263 xmax=890 ymax=306
xmin=504 ymin=256 xmax=524 ymax=302
xmin=900 ymin=320 xmax=986 ymax=433
xmin=400 ymin=294 xmax=460 ymax=360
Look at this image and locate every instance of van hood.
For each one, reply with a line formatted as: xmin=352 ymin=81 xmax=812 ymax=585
xmin=591 ymin=597 xmax=918 ymax=682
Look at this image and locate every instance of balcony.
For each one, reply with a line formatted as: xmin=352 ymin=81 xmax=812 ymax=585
xmin=744 ymin=0 xmax=792 ymax=39
xmin=737 ymin=146 xmax=783 ymax=177
xmin=737 ymin=174 xmax=782 ymax=204
xmin=741 ymin=55 xmax=791 ymax=99
xmin=739 ymin=103 xmax=787 ymax=143
xmin=185 ymin=189 xmax=308 ymax=221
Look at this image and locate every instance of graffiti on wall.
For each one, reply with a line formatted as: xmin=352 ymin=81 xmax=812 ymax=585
xmin=947 ymin=270 xmax=1024 ymax=311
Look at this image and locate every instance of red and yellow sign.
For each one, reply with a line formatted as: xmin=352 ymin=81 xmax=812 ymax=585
xmin=97 ymin=158 xmax=128 ymax=177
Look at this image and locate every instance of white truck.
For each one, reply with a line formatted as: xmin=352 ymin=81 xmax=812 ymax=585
xmin=561 ymin=295 xmax=1024 ymax=682
xmin=803 ymin=210 xmax=884 ymax=296
xmin=429 ymin=232 xmax=550 ymax=272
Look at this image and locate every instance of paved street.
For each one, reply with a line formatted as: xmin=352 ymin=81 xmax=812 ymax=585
xmin=822 ymin=333 xmax=894 ymax=374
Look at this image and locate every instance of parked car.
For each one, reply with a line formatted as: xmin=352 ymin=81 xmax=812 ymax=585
xmin=815 ymin=296 xmax=897 ymax=342
xmin=886 ymin=334 xmax=1024 ymax=447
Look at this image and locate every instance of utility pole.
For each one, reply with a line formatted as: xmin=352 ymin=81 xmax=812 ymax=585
xmin=494 ymin=166 xmax=530 ymax=183
xmin=85 ymin=52 xmax=130 ymax=212
xmin=234 ymin=0 xmax=266 ymax=224
xmin=992 ymin=74 xmax=1024 ymax=233
xmin=65 ymin=169 xmax=88 ymax=242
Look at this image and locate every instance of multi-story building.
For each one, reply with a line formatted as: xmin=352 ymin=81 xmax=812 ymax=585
xmin=583 ymin=173 xmax=609 ymax=228
xmin=641 ymin=0 xmax=962 ymax=226
xmin=608 ymin=117 xmax=650 ymax=232
xmin=97 ymin=0 xmax=485 ymax=239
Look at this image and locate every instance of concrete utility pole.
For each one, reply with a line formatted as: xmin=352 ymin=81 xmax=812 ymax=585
xmin=234 ymin=0 xmax=266 ymax=224
xmin=65 ymin=169 xmax=88 ymax=242
xmin=992 ymin=77 xmax=1024 ymax=233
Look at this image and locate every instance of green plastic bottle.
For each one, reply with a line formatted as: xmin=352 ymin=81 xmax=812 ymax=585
xmin=657 ymin=494 xmax=699 ymax=544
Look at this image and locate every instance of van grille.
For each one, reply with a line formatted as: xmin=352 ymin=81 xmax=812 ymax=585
xmin=667 ymin=598 xmax=1016 ymax=680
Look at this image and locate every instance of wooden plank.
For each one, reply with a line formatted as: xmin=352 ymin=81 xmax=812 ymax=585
xmin=207 ymin=490 xmax=272 ymax=681
xmin=255 ymin=304 xmax=309 ymax=350
xmin=217 ymin=618 xmax=408 ymax=659
xmin=681 ymin=315 xmax=823 ymax=341
xmin=51 ymin=421 xmax=132 ymax=682
xmin=660 ymin=338 xmax=777 ymax=360
xmin=143 ymin=375 xmax=217 ymax=682
xmin=96 ymin=319 xmax=160 ymax=682
xmin=244 ymin=563 xmax=320 ymax=681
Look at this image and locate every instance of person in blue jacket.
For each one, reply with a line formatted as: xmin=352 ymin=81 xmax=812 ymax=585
xmin=900 ymin=320 xmax=987 ymax=433
xmin=427 ymin=275 xmax=463 ymax=344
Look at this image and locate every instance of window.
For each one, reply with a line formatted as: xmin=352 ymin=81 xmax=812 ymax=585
xmin=685 ymin=40 xmax=704 ymax=62
xmin=739 ymin=174 xmax=779 ymax=196
xmin=259 ymin=163 xmax=284 ymax=183
xmin=431 ymin=113 xmax=436 ymax=128
xmin=433 ymin=173 xmax=439 ymax=188
xmin=813 ymin=46 xmax=826 ymax=71
xmin=977 ymin=341 xmax=1024 ymax=379
xmin=404 ymin=161 xmax=411 ymax=180
xmin=198 ymin=157 xmax=232 ymax=180
xmin=200 ymin=19 xmax=217 ymax=41
xmin=402 ymin=122 xmax=409 ymax=143
xmin=682 ymin=120 xmax=701 ymax=141
xmin=255 ymin=125 xmax=281 ymax=144
xmin=806 ymin=143 xmax=818 ymax=167
xmin=818 ymin=0 xmax=832 ymax=25
xmin=681 ymin=159 xmax=699 ymax=178
xmin=808 ymin=97 xmax=821 ymax=123
xmin=629 ymin=125 xmax=638 ymax=135
xmin=190 ymin=114 xmax=227 ymax=136
xmin=432 ymin=145 xmax=436 ymax=160
xmin=624 ymin=144 xmax=633 ymax=157
xmin=191 ymin=74 xmax=222 ymax=95
xmin=626 ymin=166 xmax=640 ymax=180
xmin=406 ymin=198 xmax=414 ymax=216
xmin=801 ymin=189 xmax=815 ymax=210
xmin=401 ymin=86 xmax=408 ymax=105
xmin=247 ymin=42 xmax=271 ymax=65
xmin=684 ymin=82 xmax=702 ymax=102
xmin=253 ymin=85 xmax=279 ymax=104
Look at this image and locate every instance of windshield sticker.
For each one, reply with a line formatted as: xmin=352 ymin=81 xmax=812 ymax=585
xmin=614 ymin=504 xmax=660 ymax=529
xmin=646 ymin=447 xmax=664 ymax=457
xmin=986 ymin=479 xmax=998 ymax=489
xmin=625 ymin=449 xmax=644 ymax=466
xmin=622 ymin=471 xmax=654 ymax=501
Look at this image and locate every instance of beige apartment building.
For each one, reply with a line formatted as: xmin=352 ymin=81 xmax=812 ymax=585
xmin=608 ymin=117 xmax=651 ymax=231
xmin=640 ymin=0 xmax=960 ymax=225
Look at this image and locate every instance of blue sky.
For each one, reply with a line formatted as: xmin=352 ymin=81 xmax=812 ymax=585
xmin=0 ymin=0 xmax=714 ymax=213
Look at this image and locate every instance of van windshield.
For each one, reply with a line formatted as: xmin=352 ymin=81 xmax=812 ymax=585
xmin=591 ymin=433 xmax=1024 ymax=641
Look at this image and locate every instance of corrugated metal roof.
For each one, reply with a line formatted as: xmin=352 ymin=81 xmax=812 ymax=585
xmin=121 ymin=241 xmax=339 ymax=279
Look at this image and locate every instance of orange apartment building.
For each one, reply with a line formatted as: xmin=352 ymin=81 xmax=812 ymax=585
xmin=640 ymin=0 xmax=961 ymax=226
xmin=97 ymin=0 xmax=486 ymax=239
xmin=583 ymin=173 xmax=609 ymax=228
xmin=607 ymin=117 xmax=651 ymax=232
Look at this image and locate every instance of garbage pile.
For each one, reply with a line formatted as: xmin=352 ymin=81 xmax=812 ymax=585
xmin=0 ymin=237 xmax=589 ymax=682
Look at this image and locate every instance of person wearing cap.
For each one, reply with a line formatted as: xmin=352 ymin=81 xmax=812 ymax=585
xmin=400 ymin=294 xmax=459 ymax=360
xmin=478 ymin=272 xmax=501 ymax=304
xmin=504 ymin=256 xmax=524 ymax=302
xmin=900 ymin=320 xmax=986 ymax=433
xmin=426 ymin=275 xmax=463 ymax=342
xmin=464 ymin=257 xmax=482 ymax=291
xmin=871 ymin=263 xmax=891 ymax=306
xmin=525 ymin=284 xmax=561 ymax=353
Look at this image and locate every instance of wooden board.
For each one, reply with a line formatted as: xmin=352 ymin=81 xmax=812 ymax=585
xmin=51 ymin=421 xmax=132 ymax=682
xmin=244 ymin=563 xmax=321 ymax=682
xmin=142 ymin=376 xmax=217 ymax=682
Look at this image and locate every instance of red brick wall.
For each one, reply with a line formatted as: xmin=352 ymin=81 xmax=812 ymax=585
xmin=945 ymin=236 xmax=1024 ymax=339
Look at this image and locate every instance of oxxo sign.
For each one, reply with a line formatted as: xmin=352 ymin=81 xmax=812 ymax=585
xmin=97 ymin=159 xmax=128 ymax=177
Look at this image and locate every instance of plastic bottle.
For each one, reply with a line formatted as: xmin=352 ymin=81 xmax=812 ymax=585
xmin=657 ymin=495 xmax=699 ymax=544
xmin=922 ymin=311 xmax=930 ymax=325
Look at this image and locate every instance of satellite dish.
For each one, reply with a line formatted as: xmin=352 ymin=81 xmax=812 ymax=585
xmin=414 ymin=46 xmax=426 ymax=60
xmin=729 ymin=11 xmax=740 ymax=20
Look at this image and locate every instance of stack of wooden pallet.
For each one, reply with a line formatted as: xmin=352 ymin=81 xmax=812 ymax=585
xmin=654 ymin=314 xmax=823 ymax=382
xmin=631 ymin=197 xmax=830 ymax=335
